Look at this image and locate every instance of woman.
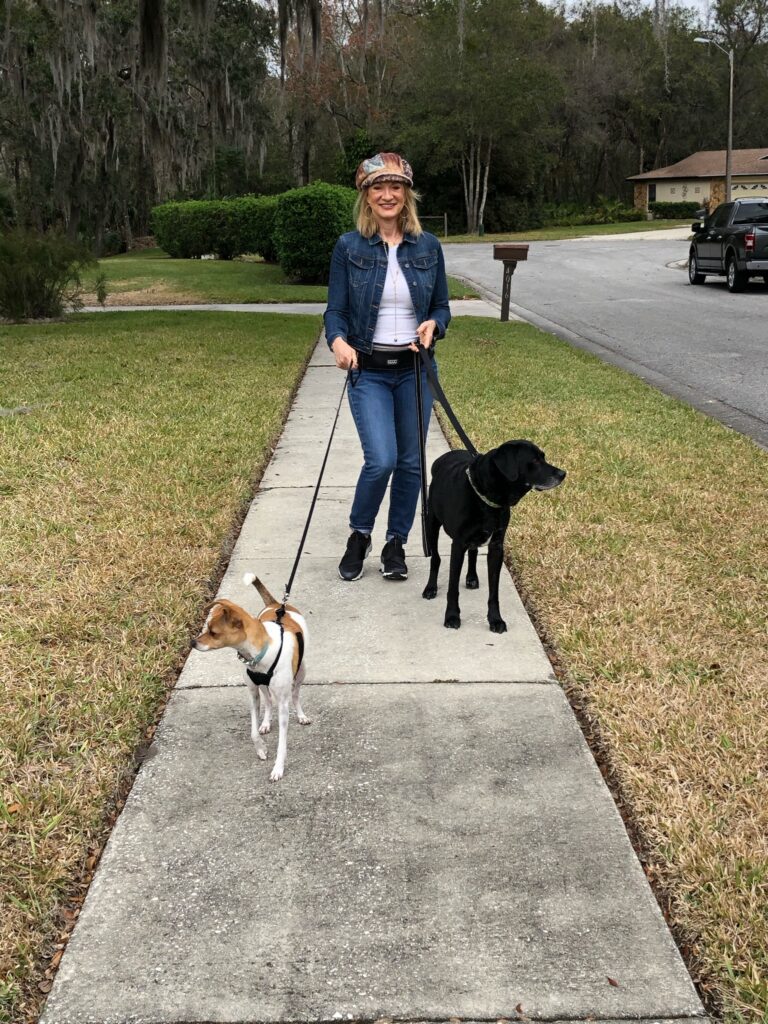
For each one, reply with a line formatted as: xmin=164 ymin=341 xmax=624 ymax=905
xmin=324 ymin=152 xmax=451 ymax=582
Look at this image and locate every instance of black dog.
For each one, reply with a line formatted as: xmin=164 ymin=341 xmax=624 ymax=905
xmin=422 ymin=440 xmax=565 ymax=632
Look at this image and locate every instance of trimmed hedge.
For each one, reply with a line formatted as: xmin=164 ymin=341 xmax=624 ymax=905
xmin=150 ymin=195 xmax=284 ymax=260
xmin=274 ymin=183 xmax=357 ymax=283
xmin=649 ymin=201 xmax=702 ymax=219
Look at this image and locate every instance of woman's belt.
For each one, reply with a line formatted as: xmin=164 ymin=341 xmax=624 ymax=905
xmin=358 ymin=346 xmax=434 ymax=371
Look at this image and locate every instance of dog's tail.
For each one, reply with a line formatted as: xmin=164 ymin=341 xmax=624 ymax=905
xmin=242 ymin=573 xmax=278 ymax=607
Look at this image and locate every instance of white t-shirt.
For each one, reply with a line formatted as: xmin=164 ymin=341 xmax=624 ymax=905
xmin=372 ymin=243 xmax=418 ymax=348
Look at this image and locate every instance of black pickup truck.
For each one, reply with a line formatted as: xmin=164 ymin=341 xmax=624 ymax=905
xmin=688 ymin=198 xmax=768 ymax=292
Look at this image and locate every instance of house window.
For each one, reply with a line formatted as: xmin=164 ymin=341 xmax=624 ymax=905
xmin=670 ymin=187 xmax=677 ymax=195
xmin=695 ymin=186 xmax=701 ymax=193
xmin=649 ymin=184 xmax=656 ymax=202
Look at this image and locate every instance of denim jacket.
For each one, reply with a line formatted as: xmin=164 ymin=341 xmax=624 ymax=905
xmin=324 ymin=230 xmax=451 ymax=354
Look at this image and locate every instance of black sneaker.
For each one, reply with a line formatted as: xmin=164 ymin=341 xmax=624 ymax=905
xmin=380 ymin=537 xmax=408 ymax=580
xmin=338 ymin=530 xmax=371 ymax=581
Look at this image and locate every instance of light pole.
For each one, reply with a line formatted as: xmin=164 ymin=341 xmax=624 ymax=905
xmin=695 ymin=36 xmax=734 ymax=203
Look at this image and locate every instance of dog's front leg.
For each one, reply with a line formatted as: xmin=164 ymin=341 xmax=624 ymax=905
xmin=444 ymin=541 xmax=466 ymax=629
xmin=486 ymin=532 xmax=507 ymax=633
xmin=246 ymin=681 xmax=268 ymax=760
xmin=270 ymin=697 xmax=290 ymax=782
xmin=422 ymin=510 xmax=441 ymax=600
xmin=465 ymin=549 xmax=479 ymax=589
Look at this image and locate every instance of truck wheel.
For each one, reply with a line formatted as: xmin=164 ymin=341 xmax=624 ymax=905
xmin=688 ymin=251 xmax=705 ymax=285
xmin=726 ymin=257 xmax=747 ymax=293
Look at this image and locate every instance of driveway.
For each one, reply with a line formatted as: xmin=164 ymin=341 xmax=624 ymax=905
xmin=444 ymin=233 xmax=768 ymax=449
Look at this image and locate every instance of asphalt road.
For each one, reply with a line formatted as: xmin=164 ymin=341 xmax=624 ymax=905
xmin=444 ymin=236 xmax=768 ymax=449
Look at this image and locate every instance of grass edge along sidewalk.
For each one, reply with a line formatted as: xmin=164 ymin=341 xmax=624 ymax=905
xmin=0 ymin=311 xmax=320 ymax=1024
xmin=1 ymin=311 xmax=766 ymax=1023
xmin=437 ymin=319 xmax=767 ymax=1024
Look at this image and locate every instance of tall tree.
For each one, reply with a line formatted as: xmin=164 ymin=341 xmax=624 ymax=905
xmin=0 ymin=0 xmax=274 ymax=245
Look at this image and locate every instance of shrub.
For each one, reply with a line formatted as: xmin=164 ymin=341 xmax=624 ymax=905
xmin=483 ymin=196 xmax=545 ymax=233
xmin=225 ymin=195 xmax=281 ymax=262
xmin=542 ymin=200 xmax=644 ymax=227
xmin=151 ymin=195 xmax=285 ymax=261
xmin=649 ymin=201 xmax=702 ymax=220
xmin=0 ymin=230 xmax=98 ymax=320
xmin=151 ymin=200 xmax=226 ymax=259
xmin=274 ymin=182 xmax=357 ymax=283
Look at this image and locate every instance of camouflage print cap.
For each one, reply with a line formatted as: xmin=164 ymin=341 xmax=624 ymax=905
xmin=355 ymin=152 xmax=414 ymax=191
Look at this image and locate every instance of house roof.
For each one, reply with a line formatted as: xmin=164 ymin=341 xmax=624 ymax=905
xmin=628 ymin=149 xmax=768 ymax=181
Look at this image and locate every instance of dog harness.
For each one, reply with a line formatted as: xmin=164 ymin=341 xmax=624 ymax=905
xmin=241 ymin=624 xmax=304 ymax=688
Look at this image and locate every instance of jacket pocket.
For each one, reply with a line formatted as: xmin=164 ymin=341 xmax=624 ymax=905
xmin=348 ymin=251 xmax=375 ymax=289
xmin=412 ymin=252 xmax=438 ymax=270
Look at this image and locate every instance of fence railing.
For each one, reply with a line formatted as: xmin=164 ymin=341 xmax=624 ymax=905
xmin=421 ymin=214 xmax=448 ymax=238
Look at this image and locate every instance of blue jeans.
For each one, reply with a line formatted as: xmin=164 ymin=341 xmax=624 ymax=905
xmin=346 ymin=361 xmax=435 ymax=543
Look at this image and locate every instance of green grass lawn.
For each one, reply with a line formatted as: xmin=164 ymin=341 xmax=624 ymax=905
xmin=437 ymin=320 xmax=768 ymax=1024
xmin=442 ymin=219 xmax=690 ymax=243
xmin=85 ymin=249 xmax=478 ymax=305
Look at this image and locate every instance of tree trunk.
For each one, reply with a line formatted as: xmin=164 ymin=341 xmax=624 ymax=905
xmin=461 ymin=137 xmax=492 ymax=234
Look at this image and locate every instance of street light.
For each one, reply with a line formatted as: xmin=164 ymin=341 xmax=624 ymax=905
xmin=695 ymin=35 xmax=735 ymax=203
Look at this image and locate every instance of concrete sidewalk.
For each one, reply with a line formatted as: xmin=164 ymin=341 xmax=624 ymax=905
xmin=41 ymin=337 xmax=708 ymax=1024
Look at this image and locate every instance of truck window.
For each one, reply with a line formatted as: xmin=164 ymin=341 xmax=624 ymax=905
xmin=733 ymin=201 xmax=768 ymax=225
xmin=711 ymin=204 xmax=733 ymax=228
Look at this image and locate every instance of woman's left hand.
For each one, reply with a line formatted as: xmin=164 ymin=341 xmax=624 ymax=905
xmin=411 ymin=319 xmax=437 ymax=351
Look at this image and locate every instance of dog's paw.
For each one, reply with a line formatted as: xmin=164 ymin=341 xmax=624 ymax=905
xmin=444 ymin=613 xmax=461 ymax=629
xmin=422 ymin=584 xmax=438 ymax=600
xmin=254 ymin=744 xmax=267 ymax=761
xmin=297 ymin=713 xmax=312 ymax=726
xmin=465 ymin=576 xmax=479 ymax=590
xmin=269 ymin=765 xmax=284 ymax=782
xmin=258 ymin=722 xmax=271 ymax=735
xmin=489 ymin=618 xmax=507 ymax=634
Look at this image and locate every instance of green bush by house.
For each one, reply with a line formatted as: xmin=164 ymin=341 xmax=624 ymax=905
xmin=543 ymin=199 xmax=645 ymax=227
xmin=151 ymin=194 xmax=284 ymax=261
xmin=274 ymin=183 xmax=357 ymax=283
xmin=649 ymin=201 xmax=702 ymax=219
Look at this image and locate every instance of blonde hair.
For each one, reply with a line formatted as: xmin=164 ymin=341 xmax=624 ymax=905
xmin=355 ymin=186 xmax=423 ymax=238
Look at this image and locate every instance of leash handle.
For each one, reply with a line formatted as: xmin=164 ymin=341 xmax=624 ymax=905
xmin=415 ymin=344 xmax=478 ymax=457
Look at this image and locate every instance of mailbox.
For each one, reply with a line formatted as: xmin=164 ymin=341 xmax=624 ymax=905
xmin=493 ymin=243 xmax=529 ymax=322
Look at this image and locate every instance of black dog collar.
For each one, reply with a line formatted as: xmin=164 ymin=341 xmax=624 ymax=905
xmin=465 ymin=466 xmax=502 ymax=508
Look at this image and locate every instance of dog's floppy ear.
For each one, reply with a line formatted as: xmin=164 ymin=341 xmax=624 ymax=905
xmin=490 ymin=441 xmax=523 ymax=483
xmin=203 ymin=599 xmax=244 ymax=631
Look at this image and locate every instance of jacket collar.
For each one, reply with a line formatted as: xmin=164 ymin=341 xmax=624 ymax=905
xmin=367 ymin=231 xmax=418 ymax=246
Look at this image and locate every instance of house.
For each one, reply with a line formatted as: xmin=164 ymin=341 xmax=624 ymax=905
xmin=629 ymin=149 xmax=768 ymax=211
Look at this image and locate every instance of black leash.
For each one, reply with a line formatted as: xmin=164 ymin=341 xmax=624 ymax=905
xmin=276 ymin=370 xmax=349 ymax=618
xmin=415 ymin=344 xmax=478 ymax=457
xmin=414 ymin=349 xmax=431 ymax=556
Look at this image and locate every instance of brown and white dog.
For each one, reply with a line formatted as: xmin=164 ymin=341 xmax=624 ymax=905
xmin=193 ymin=574 xmax=310 ymax=782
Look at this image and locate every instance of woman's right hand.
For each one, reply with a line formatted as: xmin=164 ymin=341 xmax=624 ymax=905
xmin=331 ymin=337 xmax=358 ymax=370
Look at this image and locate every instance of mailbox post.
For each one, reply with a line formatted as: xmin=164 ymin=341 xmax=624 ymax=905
xmin=493 ymin=243 xmax=529 ymax=322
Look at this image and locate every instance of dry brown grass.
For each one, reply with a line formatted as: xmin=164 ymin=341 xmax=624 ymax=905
xmin=438 ymin=319 xmax=768 ymax=1023
xmin=81 ymin=281 xmax=206 ymax=305
xmin=0 ymin=311 xmax=319 ymax=1022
